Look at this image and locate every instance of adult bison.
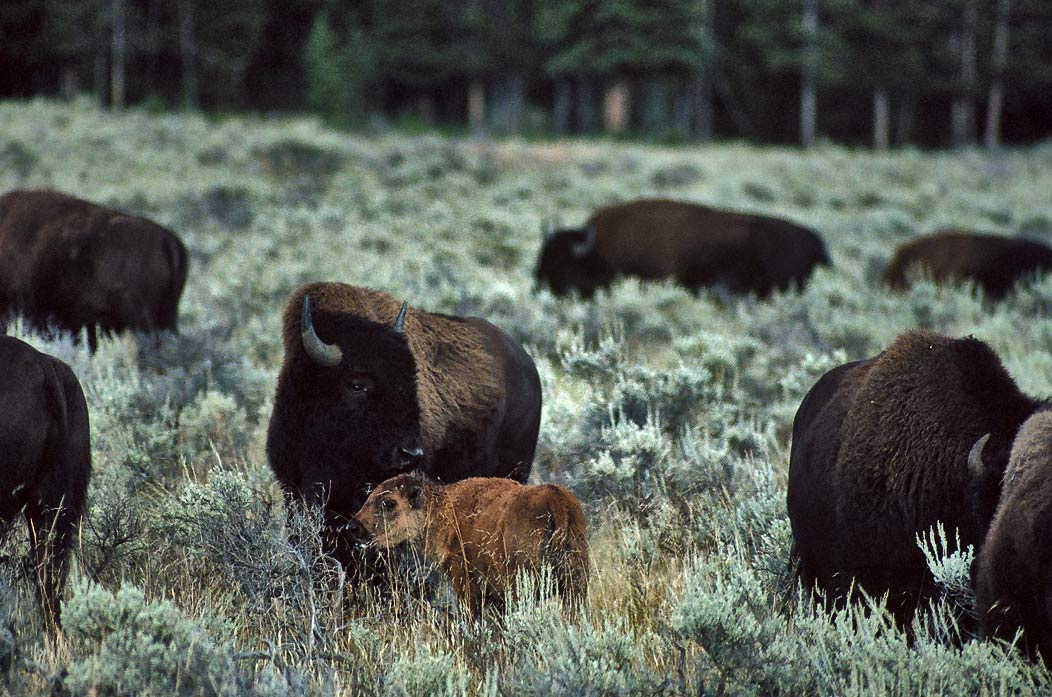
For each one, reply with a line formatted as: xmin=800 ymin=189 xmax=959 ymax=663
xmin=883 ymin=230 xmax=1052 ymax=299
xmin=788 ymin=329 xmax=1038 ymax=624
xmin=266 ymin=281 xmax=542 ymax=573
xmin=535 ymin=199 xmax=829 ymax=298
xmin=975 ymin=409 xmax=1052 ymax=661
xmin=0 ymin=189 xmax=188 ymax=352
xmin=0 ymin=336 xmax=91 ymax=628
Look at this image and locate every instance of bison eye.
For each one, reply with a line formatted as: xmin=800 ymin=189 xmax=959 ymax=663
xmin=346 ymin=376 xmax=374 ymax=395
xmin=381 ymin=498 xmax=396 ymax=511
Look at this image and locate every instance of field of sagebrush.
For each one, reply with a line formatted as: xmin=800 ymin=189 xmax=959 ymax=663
xmin=2 ymin=98 xmax=1052 ymax=696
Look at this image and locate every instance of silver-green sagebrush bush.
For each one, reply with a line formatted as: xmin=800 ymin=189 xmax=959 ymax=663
xmin=2 ymin=99 xmax=1052 ymax=694
xmin=62 ymin=582 xmax=292 ymax=696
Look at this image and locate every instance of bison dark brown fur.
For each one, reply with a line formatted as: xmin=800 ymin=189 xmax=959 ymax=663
xmin=975 ymin=409 xmax=1052 ymax=661
xmin=266 ymin=282 xmax=542 ymax=572
xmin=535 ymin=198 xmax=829 ymax=298
xmin=0 ymin=336 xmax=91 ymax=628
xmin=788 ymin=329 xmax=1039 ymax=624
xmin=0 ymin=189 xmax=188 ymax=352
xmin=883 ymin=230 xmax=1052 ymax=299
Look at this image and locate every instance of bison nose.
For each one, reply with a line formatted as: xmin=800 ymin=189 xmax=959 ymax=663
xmin=344 ymin=517 xmax=366 ymax=541
xmin=398 ymin=446 xmax=425 ymax=469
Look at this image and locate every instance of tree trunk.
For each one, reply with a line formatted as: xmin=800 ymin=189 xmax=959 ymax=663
xmin=603 ymin=78 xmax=630 ymax=135
xmin=895 ymin=95 xmax=915 ymax=145
xmin=575 ymin=76 xmax=596 ymax=134
xmin=984 ymin=0 xmax=1010 ymax=149
xmin=800 ymin=0 xmax=819 ymax=147
xmin=553 ymin=78 xmax=571 ymax=135
xmin=642 ymin=79 xmax=670 ymax=137
xmin=178 ymin=0 xmax=198 ymax=110
xmin=495 ymin=74 xmax=525 ymax=134
xmin=677 ymin=73 xmax=713 ymax=142
xmin=468 ymin=79 xmax=485 ymax=135
xmin=110 ymin=0 xmax=126 ymax=111
xmin=951 ymin=0 xmax=978 ymax=145
xmin=94 ymin=39 xmax=107 ymax=109
xmin=61 ymin=67 xmax=79 ymax=101
xmin=873 ymin=88 xmax=890 ymax=150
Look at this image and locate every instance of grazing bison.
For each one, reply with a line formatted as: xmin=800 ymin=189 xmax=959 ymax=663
xmin=534 ymin=198 xmax=829 ymax=298
xmin=883 ymin=230 xmax=1052 ymax=299
xmin=975 ymin=409 xmax=1052 ymax=661
xmin=266 ymin=282 xmax=542 ymax=573
xmin=0 ymin=189 xmax=188 ymax=352
xmin=788 ymin=329 xmax=1038 ymax=624
xmin=353 ymin=473 xmax=588 ymax=615
xmin=0 ymin=336 xmax=91 ymax=627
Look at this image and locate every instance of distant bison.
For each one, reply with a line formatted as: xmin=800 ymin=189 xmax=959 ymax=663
xmin=353 ymin=473 xmax=588 ymax=615
xmin=788 ymin=329 xmax=1038 ymax=623
xmin=975 ymin=409 xmax=1052 ymax=661
xmin=0 ymin=337 xmax=91 ymax=628
xmin=0 ymin=189 xmax=188 ymax=352
xmin=883 ymin=230 xmax=1052 ymax=299
xmin=266 ymin=282 xmax=542 ymax=573
xmin=535 ymin=199 xmax=829 ymax=298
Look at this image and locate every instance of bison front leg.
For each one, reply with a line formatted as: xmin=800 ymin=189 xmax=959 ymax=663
xmin=24 ymin=502 xmax=75 ymax=630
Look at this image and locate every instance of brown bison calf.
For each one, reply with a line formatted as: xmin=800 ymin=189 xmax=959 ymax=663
xmin=353 ymin=473 xmax=589 ymax=615
xmin=883 ymin=230 xmax=1052 ymax=299
xmin=975 ymin=409 xmax=1052 ymax=662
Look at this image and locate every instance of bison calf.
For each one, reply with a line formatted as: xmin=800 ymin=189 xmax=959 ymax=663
xmin=0 ymin=337 xmax=91 ymax=628
xmin=975 ymin=409 xmax=1052 ymax=662
xmin=0 ymin=189 xmax=188 ymax=351
xmin=353 ymin=473 xmax=589 ymax=615
xmin=883 ymin=230 xmax=1052 ymax=299
xmin=535 ymin=198 xmax=829 ymax=298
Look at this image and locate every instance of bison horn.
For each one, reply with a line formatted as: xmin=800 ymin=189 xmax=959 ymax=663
xmin=572 ymin=223 xmax=597 ymax=257
xmin=542 ymin=218 xmax=555 ymax=240
xmin=393 ymin=300 xmax=408 ymax=333
xmin=301 ymin=295 xmax=342 ymax=367
xmin=967 ymin=433 xmax=992 ymax=478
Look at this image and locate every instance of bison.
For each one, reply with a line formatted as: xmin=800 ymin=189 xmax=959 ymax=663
xmin=974 ymin=408 xmax=1052 ymax=661
xmin=0 ymin=189 xmax=188 ymax=352
xmin=353 ymin=472 xmax=588 ymax=615
xmin=883 ymin=230 xmax=1052 ymax=299
xmin=787 ymin=329 xmax=1038 ymax=624
xmin=534 ymin=198 xmax=829 ymax=298
xmin=0 ymin=336 xmax=91 ymax=628
xmin=266 ymin=282 xmax=542 ymax=573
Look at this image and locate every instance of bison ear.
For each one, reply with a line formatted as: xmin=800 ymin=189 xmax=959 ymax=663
xmin=407 ymin=483 xmax=425 ymax=509
xmin=571 ymin=224 xmax=596 ymax=257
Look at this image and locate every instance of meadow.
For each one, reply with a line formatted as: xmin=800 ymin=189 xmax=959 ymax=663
xmin=2 ymin=98 xmax=1052 ymax=696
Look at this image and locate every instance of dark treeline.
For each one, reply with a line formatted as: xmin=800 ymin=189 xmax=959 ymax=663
xmin=3 ymin=0 xmax=1052 ymax=147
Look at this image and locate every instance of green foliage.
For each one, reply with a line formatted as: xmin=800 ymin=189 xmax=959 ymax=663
xmin=304 ymin=13 xmax=375 ymax=128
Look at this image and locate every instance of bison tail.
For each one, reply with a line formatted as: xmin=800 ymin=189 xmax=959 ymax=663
xmin=539 ymin=495 xmax=589 ymax=609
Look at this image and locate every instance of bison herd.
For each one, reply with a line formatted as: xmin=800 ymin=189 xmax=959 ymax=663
xmin=2 ymin=185 xmax=1052 ymax=661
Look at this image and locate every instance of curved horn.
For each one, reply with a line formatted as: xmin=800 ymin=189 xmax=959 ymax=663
xmin=301 ymin=295 xmax=342 ymax=367
xmin=967 ymin=433 xmax=991 ymax=478
xmin=572 ymin=223 xmax=597 ymax=257
xmin=393 ymin=300 xmax=408 ymax=333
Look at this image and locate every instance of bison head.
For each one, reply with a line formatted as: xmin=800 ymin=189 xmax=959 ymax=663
xmin=289 ymin=295 xmax=426 ymax=516
xmin=352 ymin=473 xmax=434 ymax=550
xmin=534 ymin=224 xmax=612 ymax=298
